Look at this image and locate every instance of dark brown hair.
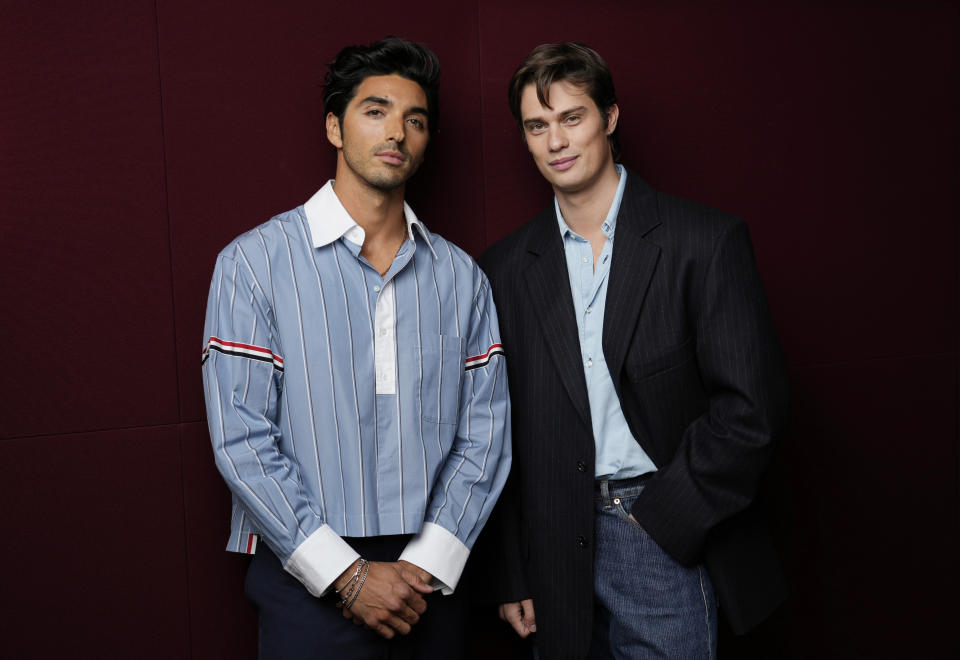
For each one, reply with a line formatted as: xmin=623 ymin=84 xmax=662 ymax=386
xmin=508 ymin=42 xmax=620 ymax=160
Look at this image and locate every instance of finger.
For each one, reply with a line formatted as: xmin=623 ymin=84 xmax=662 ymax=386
xmin=395 ymin=603 xmax=421 ymax=626
xmin=398 ymin=566 xmax=434 ymax=594
xmin=399 ymin=591 xmax=428 ymax=614
xmin=406 ymin=576 xmax=434 ymax=594
xmin=521 ymin=598 xmax=537 ymax=633
xmin=384 ymin=615 xmax=413 ymax=636
xmin=500 ymin=602 xmax=529 ymax=638
xmin=374 ymin=622 xmax=395 ymax=639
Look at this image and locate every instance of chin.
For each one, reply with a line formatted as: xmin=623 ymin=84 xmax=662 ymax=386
xmin=365 ymin=170 xmax=408 ymax=191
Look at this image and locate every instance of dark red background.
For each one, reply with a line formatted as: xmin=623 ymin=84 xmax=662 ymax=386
xmin=1 ymin=1 xmax=956 ymax=658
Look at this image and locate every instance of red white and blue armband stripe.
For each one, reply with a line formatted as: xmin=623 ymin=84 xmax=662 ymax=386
xmin=464 ymin=343 xmax=505 ymax=371
xmin=202 ymin=336 xmax=285 ymax=372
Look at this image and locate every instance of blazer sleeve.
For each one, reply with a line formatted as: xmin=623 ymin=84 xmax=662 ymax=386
xmin=630 ymin=220 xmax=789 ymax=566
xmin=471 ymin=251 xmax=531 ymax=604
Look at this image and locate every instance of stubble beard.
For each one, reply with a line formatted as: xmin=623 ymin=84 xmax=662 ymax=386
xmin=343 ymin=141 xmax=420 ymax=193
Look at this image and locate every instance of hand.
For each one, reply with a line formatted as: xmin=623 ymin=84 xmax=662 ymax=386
xmin=498 ymin=598 xmax=537 ymax=638
xmin=334 ymin=561 xmax=429 ymax=638
xmin=397 ymin=560 xmax=435 ymax=593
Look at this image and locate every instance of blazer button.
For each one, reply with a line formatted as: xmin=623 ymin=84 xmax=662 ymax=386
xmin=576 ymin=460 xmax=587 ymax=473
xmin=576 ymin=535 xmax=587 ymax=549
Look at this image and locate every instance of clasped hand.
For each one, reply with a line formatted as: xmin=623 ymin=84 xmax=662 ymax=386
xmin=336 ymin=560 xmax=434 ymax=639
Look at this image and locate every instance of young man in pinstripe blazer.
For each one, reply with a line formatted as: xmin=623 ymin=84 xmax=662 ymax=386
xmin=478 ymin=42 xmax=789 ymax=659
xmin=202 ymin=37 xmax=511 ymax=659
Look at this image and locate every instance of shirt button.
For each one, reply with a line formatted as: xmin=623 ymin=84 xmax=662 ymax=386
xmin=582 ymin=257 xmax=589 ymax=263
xmin=577 ymin=535 xmax=587 ymax=549
xmin=373 ymin=285 xmax=381 ymax=292
xmin=586 ymin=358 xmax=593 ymax=368
xmin=586 ymin=306 xmax=592 ymax=314
xmin=576 ymin=460 xmax=586 ymax=473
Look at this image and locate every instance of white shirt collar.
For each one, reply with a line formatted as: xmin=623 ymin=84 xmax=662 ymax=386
xmin=303 ymin=180 xmax=437 ymax=259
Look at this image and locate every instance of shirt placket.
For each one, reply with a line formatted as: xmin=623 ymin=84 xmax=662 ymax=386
xmin=367 ymin=242 xmax=415 ymax=529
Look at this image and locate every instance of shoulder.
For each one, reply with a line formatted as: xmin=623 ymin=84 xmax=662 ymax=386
xmin=480 ymin=223 xmax=531 ymax=266
xmin=617 ymin=167 xmax=740 ymax=237
xmin=648 ymin=191 xmax=750 ymax=268
xmin=419 ymin=228 xmax=491 ymax=295
xmin=215 ymin=207 xmax=306 ymax=265
xmin=476 ymin=208 xmax=549 ymax=285
xmin=655 ymin=190 xmax=743 ymax=236
xmin=616 ymin=170 xmax=746 ymax=261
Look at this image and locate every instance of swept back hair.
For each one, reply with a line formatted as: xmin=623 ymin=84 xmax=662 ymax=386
xmin=323 ymin=36 xmax=441 ymax=134
xmin=508 ymin=42 xmax=620 ymax=160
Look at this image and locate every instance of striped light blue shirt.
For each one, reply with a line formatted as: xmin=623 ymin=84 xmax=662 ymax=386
xmin=202 ymin=181 xmax=511 ymax=597
xmin=556 ymin=165 xmax=657 ymax=479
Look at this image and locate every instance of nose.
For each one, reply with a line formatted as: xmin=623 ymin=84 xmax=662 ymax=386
xmin=547 ymin=124 xmax=567 ymax=152
xmin=386 ymin=113 xmax=406 ymax=144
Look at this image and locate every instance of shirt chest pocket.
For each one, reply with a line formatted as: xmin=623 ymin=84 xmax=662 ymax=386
xmin=409 ymin=333 xmax=465 ymax=425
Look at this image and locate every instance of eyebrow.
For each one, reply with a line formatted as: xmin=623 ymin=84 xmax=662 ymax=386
xmin=359 ymin=96 xmax=429 ymax=117
xmin=523 ymin=105 xmax=588 ymax=127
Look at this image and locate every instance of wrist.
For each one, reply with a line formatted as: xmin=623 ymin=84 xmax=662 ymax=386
xmin=333 ymin=559 xmax=362 ymax=593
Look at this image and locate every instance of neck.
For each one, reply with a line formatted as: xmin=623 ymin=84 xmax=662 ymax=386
xmin=332 ymin=164 xmax=408 ymax=245
xmin=555 ymin=160 xmax=620 ymax=235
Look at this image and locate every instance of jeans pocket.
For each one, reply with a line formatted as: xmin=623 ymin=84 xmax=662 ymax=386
xmin=611 ymin=494 xmax=647 ymax=535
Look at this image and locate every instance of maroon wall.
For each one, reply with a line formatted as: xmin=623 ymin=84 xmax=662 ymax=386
xmin=1 ymin=1 xmax=956 ymax=658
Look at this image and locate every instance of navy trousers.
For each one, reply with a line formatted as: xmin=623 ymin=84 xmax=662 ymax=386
xmin=245 ymin=535 xmax=466 ymax=660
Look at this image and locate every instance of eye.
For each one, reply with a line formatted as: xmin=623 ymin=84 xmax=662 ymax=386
xmin=564 ymin=115 xmax=581 ymax=125
xmin=365 ymin=108 xmax=384 ymax=117
xmin=407 ymin=117 xmax=426 ymax=130
xmin=527 ymin=122 xmax=546 ymax=135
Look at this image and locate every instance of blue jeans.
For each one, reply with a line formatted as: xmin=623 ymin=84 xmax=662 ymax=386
xmin=589 ymin=477 xmax=717 ymax=659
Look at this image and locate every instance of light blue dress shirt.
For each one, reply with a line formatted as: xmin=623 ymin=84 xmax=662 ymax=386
xmin=556 ymin=165 xmax=657 ymax=479
xmin=202 ymin=181 xmax=510 ymax=597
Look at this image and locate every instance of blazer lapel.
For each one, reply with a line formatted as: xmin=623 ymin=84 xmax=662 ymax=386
xmin=603 ymin=173 xmax=662 ymax=386
xmin=523 ymin=206 xmax=593 ymax=431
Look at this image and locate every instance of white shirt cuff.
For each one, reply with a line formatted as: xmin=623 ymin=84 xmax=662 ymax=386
xmin=398 ymin=522 xmax=470 ymax=595
xmin=283 ymin=525 xmax=359 ymax=597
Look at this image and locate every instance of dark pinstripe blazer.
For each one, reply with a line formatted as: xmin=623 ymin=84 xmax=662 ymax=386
xmin=476 ymin=170 xmax=789 ymax=659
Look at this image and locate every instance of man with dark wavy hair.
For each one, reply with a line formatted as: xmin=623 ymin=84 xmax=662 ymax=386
xmin=202 ymin=37 xmax=510 ymax=659
xmin=478 ymin=42 xmax=788 ymax=658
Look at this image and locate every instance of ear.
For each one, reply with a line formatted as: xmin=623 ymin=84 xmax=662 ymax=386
xmin=605 ymin=104 xmax=620 ymax=135
xmin=326 ymin=112 xmax=343 ymax=149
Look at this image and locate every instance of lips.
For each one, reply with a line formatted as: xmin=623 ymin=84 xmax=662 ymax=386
xmin=549 ymin=155 xmax=578 ymax=171
xmin=376 ymin=150 xmax=406 ymax=165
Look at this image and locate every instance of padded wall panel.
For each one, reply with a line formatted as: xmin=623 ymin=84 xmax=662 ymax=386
xmin=0 ymin=426 xmax=189 ymax=659
xmin=180 ymin=422 xmax=257 ymax=659
xmin=0 ymin=2 xmax=179 ymax=438
xmin=477 ymin=3 xmax=957 ymax=369
xmin=778 ymin=356 xmax=957 ymax=657
xmin=158 ymin=0 xmax=486 ymax=421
